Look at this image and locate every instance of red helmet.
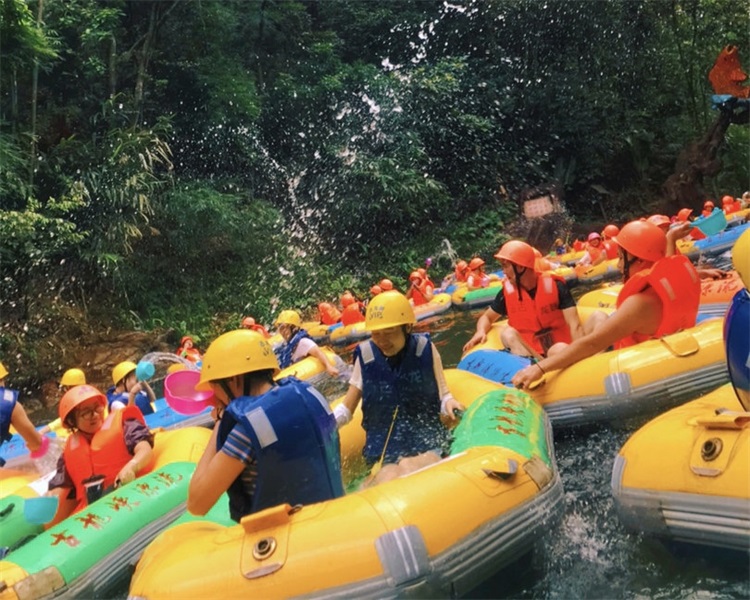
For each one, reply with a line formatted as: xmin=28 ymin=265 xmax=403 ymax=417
xmin=704 ymin=200 xmax=715 ymax=209
xmin=676 ymin=208 xmax=693 ymax=222
xmin=468 ymin=257 xmax=485 ymax=270
xmin=646 ymin=214 xmax=671 ymax=229
xmin=370 ymin=284 xmax=382 ymax=296
xmin=494 ymin=241 xmax=536 ymax=270
xmin=59 ymin=385 xmax=107 ymax=425
xmin=612 ymin=220 xmax=666 ymax=263
xmin=456 ymin=260 xmax=468 ymax=273
xmin=409 ymin=271 xmax=422 ymax=282
xmin=180 ymin=335 xmax=193 ymax=346
xmin=241 ymin=317 xmax=256 ymax=329
xmin=340 ymin=292 xmax=355 ymax=307
xmin=602 ymin=224 xmax=620 ymax=238
xmin=379 ymin=278 xmax=394 ymax=291
xmin=722 ymin=195 xmax=734 ymax=206
xmin=587 ymin=232 xmax=601 ymax=242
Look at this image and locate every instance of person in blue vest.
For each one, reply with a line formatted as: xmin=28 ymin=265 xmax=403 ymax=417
xmin=0 ymin=361 xmax=51 ymax=466
xmin=274 ymin=309 xmax=340 ymax=377
xmin=333 ymin=290 xmax=464 ymax=488
xmin=187 ymin=329 xmax=344 ymax=522
xmin=106 ymin=360 xmax=156 ymax=416
xmin=725 ymin=228 xmax=750 ymax=411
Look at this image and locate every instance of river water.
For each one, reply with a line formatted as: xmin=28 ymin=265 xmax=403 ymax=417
xmin=91 ymin=257 xmax=750 ymax=598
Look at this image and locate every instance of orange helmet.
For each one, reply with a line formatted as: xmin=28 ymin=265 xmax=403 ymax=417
xmin=340 ymin=292 xmax=355 ymax=307
xmin=494 ymin=240 xmax=536 ymax=270
xmin=456 ymin=260 xmax=468 ymax=273
xmin=379 ymin=278 xmax=394 ymax=291
xmin=602 ymin=224 xmax=620 ymax=238
xmin=59 ymin=385 xmax=107 ymax=425
xmin=676 ymin=208 xmax=693 ymax=222
xmin=417 ymin=268 xmax=427 ymax=277
xmin=370 ymin=284 xmax=382 ymax=296
xmin=704 ymin=200 xmax=715 ymax=209
xmin=409 ymin=271 xmax=422 ymax=282
xmin=180 ymin=336 xmax=193 ymax=346
xmin=241 ymin=317 xmax=256 ymax=329
xmin=612 ymin=220 xmax=666 ymax=263
xmin=468 ymin=257 xmax=485 ymax=270
xmin=646 ymin=214 xmax=671 ymax=229
xmin=722 ymin=195 xmax=734 ymax=206
xmin=587 ymin=232 xmax=601 ymax=242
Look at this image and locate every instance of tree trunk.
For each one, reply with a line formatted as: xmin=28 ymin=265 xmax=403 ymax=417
xmin=661 ymin=109 xmax=731 ymax=215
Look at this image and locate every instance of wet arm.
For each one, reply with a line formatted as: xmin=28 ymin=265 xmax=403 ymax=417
xmin=11 ymin=403 xmax=43 ymax=452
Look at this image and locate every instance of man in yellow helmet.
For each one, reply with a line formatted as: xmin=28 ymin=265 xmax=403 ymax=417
xmin=334 ymin=291 xmax=464 ymax=487
xmin=59 ymin=368 xmax=87 ymax=395
xmin=107 ymin=361 xmax=156 ymax=415
xmin=187 ymin=330 xmax=343 ymax=522
xmin=274 ymin=309 xmax=339 ymax=377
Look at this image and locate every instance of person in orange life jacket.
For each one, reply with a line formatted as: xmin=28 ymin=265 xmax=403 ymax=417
xmin=46 ymin=384 xmax=154 ymax=526
xmin=511 ymin=220 xmax=701 ymax=390
xmin=274 ymin=310 xmax=339 ymax=377
xmin=465 ymin=257 xmax=490 ymax=289
xmin=701 ymin=199 xmax=715 ymax=218
xmin=176 ymin=336 xmax=202 ymax=364
xmin=340 ymin=291 xmax=366 ymax=326
xmin=649 ymin=215 xmax=728 ymax=280
xmin=601 ymin=224 xmax=620 ymax=260
xmin=576 ymin=232 xmax=607 ymax=267
xmin=406 ymin=271 xmax=434 ymax=306
xmin=317 ymin=302 xmax=342 ymax=325
xmin=333 ymin=291 xmax=464 ymax=488
xmin=722 ymin=194 xmax=742 ymax=214
xmin=417 ymin=267 xmax=435 ymax=289
xmin=463 ymin=240 xmax=586 ymax=358
xmin=241 ymin=316 xmax=271 ymax=338
xmin=187 ymin=330 xmax=343 ymax=521
xmin=379 ymin=278 xmax=394 ymax=292
xmin=107 ymin=361 xmax=156 ymax=416
xmin=572 ymin=234 xmax=586 ymax=252
xmin=454 ymin=259 xmax=469 ymax=283
xmin=0 ymin=361 xmax=51 ymax=463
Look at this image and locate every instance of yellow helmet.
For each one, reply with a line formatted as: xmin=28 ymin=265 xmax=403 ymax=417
xmin=60 ymin=368 xmax=86 ymax=387
xmin=167 ymin=363 xmax=187 ymax=375
xmin=732 ymin=229 xmax=750 ymax=289
xmin=274 ymin=310 xmax=302 ymax=328
xmin=197 ymin=330 xmax=280 ymax=391
xmin=112 ymin=361 xmax=137 ymax=386
xmin=365 ymin=290 xmax=416 ymax=331
xmin=0 ymin=361 xmax=8 ymax=380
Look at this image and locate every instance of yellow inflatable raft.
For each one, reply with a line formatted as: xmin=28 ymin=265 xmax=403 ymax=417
xmin=127 ymin=369 xmax=565 ymax=599
xmin=461 ymin=318 xmax=727 ymax=427
xmin=611 ymin=383 xmax=749 ymax=551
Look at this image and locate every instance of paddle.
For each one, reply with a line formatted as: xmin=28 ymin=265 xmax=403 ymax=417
xmin=23 ymin=496 xmax=58 ymax=525
xmin=363 ymin=406 xmax=399 ymax=486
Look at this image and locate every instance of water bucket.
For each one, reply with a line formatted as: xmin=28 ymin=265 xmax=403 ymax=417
xmin=163 ymin=370 xmax=214 ymax=415
xmin=135 ymin=361 xmax=155 ymax=382
xmin=692 ymin=209 xmax=727 ymax=236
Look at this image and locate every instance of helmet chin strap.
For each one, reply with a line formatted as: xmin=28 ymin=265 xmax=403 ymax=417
xmin=219 ymin=380 xmax=236 ymax=402
xmin=513 ymin=264 xmax=527 ymax=301
xmin=622 ymin=251 xmax=634 ymax=281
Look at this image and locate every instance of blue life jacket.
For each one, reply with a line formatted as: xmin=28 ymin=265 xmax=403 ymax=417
xmin=106 ymin=387 xmax=155 ymax=416
xmin=724 ymin=288 xmax=750 ymax=411
xmin=218 ymin=377 xmax=344 ymax=521
xmin=0 ymin=387 xmax=19 ymax=444
xmin=276 ymin=329 xmax=313 ymax=369
xmin=355 ymin=333 xmax=447 ymax=464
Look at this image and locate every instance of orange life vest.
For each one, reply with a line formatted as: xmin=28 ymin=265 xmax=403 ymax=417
xmin=503 ymin=274 xmax=572 ymax=355
xmin=63 ymin=405 xmax=154 ymax=512
xmin=318 ymin=303 xmax=342 ymax=325
xmin=410 ymin=281 xmax=433 ymax=306
xmin=341 ymin=302 xmax=366 ymax=326
xmin=603 ymin=240 xmax=618 ymax=260
xmin=614 ymin=255 xmax=700 ymax=349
